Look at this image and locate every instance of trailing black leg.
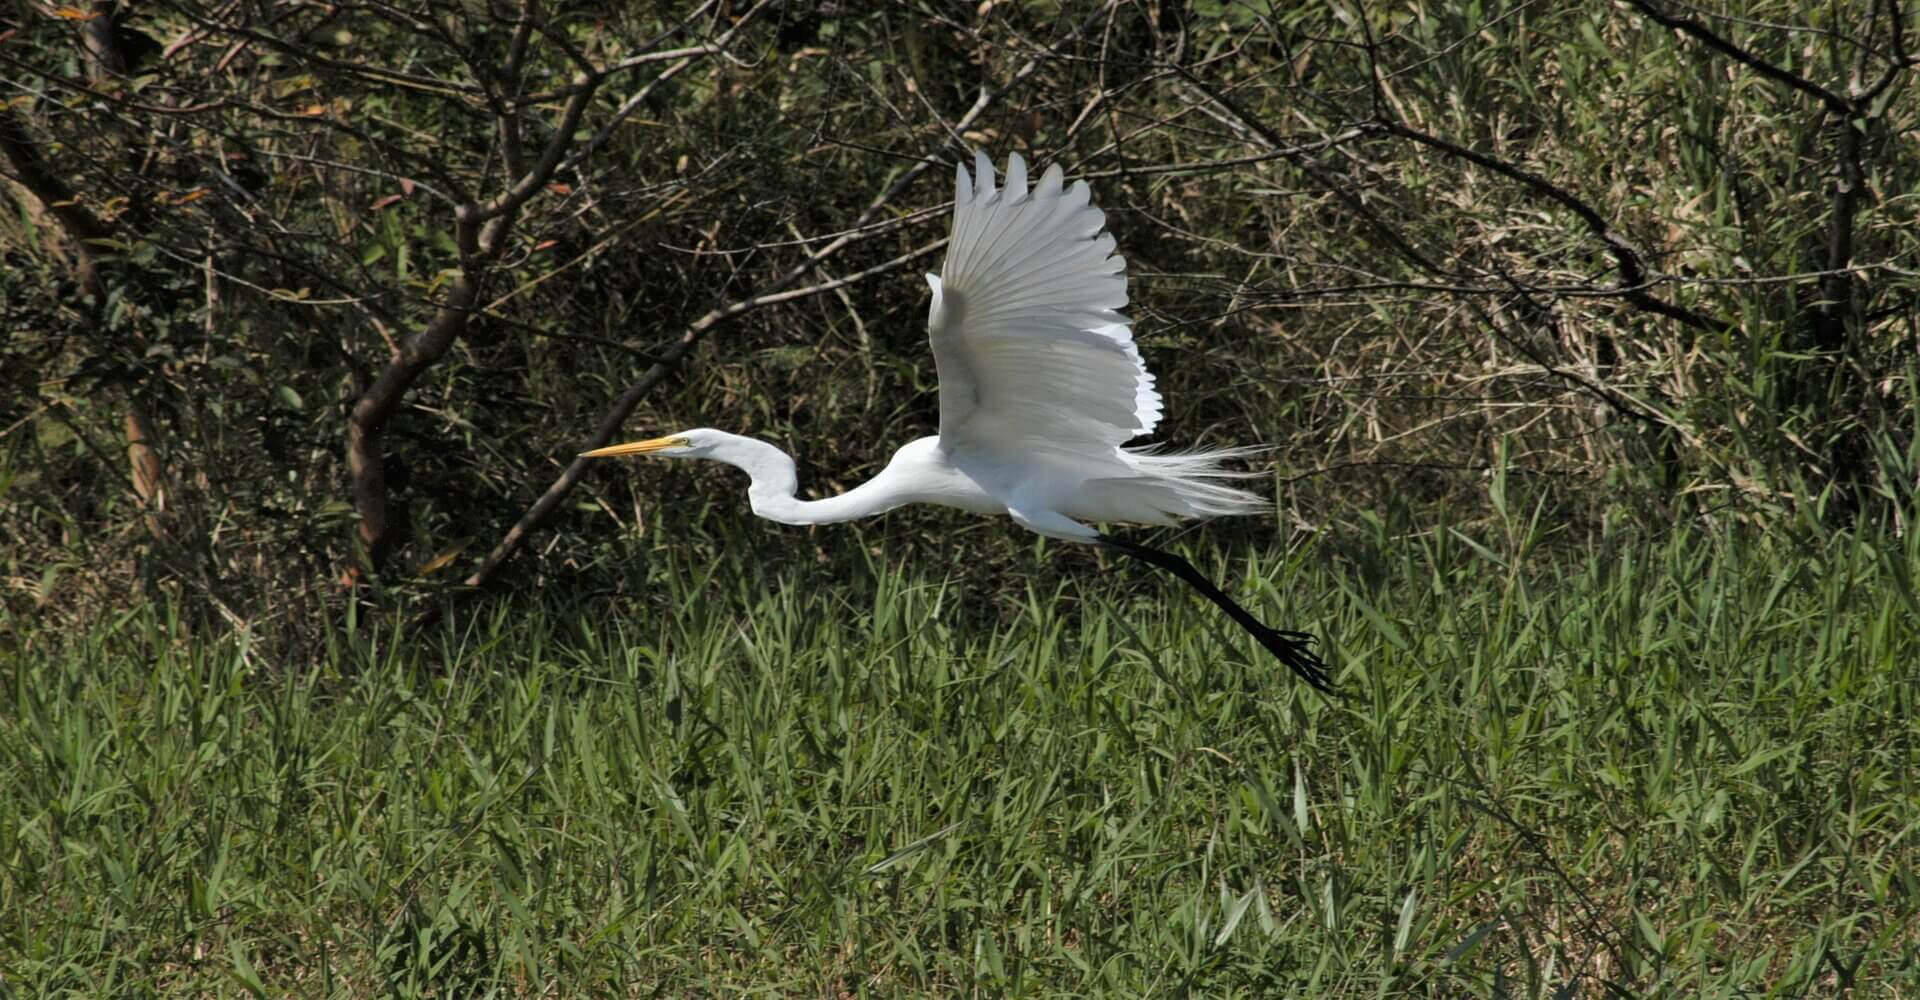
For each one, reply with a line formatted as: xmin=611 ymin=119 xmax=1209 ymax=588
xmin=1099 ymin=536 xmax=1335 ymax=695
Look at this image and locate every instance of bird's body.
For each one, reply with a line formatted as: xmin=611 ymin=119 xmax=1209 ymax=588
xmin=659 ymin=431 xmax=1248 ymax=531
xmin=588 ymin=152 xmax=1333 ymax=693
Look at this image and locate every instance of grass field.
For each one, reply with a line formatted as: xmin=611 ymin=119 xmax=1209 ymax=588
xmin=4 ymin=512 xmax=1918 ymax=996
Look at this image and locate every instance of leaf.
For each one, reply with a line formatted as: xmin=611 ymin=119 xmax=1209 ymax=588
xmin=1393 ymin=886 xmax=1419 ymax=960
xmin=1244 ymin=771 xmax=1300 ymax=846
xmin=1338 ymin=579 xmax=1408 ymax=650
xmin=1727 ymin=741 xmax=1800 ymax=778
xmin=1292 ymin=761 xmax=1310 ymax=833
xmin=1634 ymin=909 xmax=1666 ymax=956
xmin=1446 ymin=920 xmax=1498 ymax=963
xmin=227 ymin=940 xmax=267 ymax=997
xmin=54 ymin=6 xmax=102 ymax=20
xmin=416 ymin=544 xmax=465 ymax=578
xmin=1213 ymin=882 xmax=1260 ymax=947
xmin=864 ymin=821 xmax=961 ymax=875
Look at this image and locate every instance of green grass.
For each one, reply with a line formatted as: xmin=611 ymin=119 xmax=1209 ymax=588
xmin=3 ymin=515 xmax=1918 ymax=996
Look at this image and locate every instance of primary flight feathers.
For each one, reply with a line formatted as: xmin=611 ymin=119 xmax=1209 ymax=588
xmin=931 ymin=151 xmax=1264 ymax=524
xmin=932 ymin=151 xmax=1159 ymax=448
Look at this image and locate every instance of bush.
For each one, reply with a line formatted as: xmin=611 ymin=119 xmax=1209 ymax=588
xmin=2 ymin=2 xmax=1915 ymax=642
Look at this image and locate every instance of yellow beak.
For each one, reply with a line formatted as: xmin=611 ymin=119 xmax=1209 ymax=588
xmin=580 ymin=436 xmax=687 ymax=458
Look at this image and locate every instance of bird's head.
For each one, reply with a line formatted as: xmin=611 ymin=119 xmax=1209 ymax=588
xmin=582 ymin=428 xmax=798 ymax=496
xmin=580 ymin=428 xmax=728 ymax=461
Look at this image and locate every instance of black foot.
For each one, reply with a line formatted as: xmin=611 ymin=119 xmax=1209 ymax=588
xmin=1252 ymin=626 xmax=1336 ymax=696
xmin=1097 ymin=535 xmax=1338 ymax=697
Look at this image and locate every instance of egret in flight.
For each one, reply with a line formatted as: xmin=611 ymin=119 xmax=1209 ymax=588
xmin=586 ymin=152 xmax=1333 ymax=694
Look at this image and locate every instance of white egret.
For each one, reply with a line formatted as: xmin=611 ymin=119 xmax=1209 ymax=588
xmin=586 ymin=152 xmax=1332 ymax=694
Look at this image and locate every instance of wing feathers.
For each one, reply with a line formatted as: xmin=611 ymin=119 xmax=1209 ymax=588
xmin=1035 ymin=163 xmax=1064 ymax=198
xmin=932 ymin=152 xmax=1162 ymax=447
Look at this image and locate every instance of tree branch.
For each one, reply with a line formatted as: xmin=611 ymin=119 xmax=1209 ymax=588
xmin=475 ymin=74 xmax=601 ymax=230
xmin=345 ymin=5 xmax=774 ymax=578
xmin=559 ymin=0 xmax=775 ymax=177
xmin=1816 ymin=118 xmax=1864 ymax=352
xmin=1367 ymin=119 xmax=1731 ymax=336
xmin=0 ymin=111 xmax=110 ymax=297
xmin=462 ymin=17 xmax=1085 ymax=587
xmin=1171 ymin=71 xmax=1453 ymax=278
xmin=1 ymin=107 xmax=178 ymax=540
xmin=1623 ymin=0 xmax=1854 ymax=114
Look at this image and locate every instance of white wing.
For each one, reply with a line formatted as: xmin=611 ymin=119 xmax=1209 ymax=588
xmin=926 ymin=151 xmax=1161 ymax=454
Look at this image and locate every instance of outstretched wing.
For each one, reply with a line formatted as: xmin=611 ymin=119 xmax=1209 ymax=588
xmin=926 ymin=151 xmax=1160 ymax=454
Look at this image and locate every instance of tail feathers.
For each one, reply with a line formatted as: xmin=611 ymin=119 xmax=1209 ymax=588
xmin=1113 ymin=445 xmax=1271 ymax=519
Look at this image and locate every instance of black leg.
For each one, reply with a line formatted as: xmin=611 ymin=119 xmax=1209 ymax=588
xmin=1099 ymin=536 xmax=1335 ymax=696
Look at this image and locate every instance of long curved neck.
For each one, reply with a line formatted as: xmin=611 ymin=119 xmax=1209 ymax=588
xmin=708 ymin=434 xmax=907 ymax=526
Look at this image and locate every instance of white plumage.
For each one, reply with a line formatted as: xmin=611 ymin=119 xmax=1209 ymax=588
xmin=929 ymin=151 xmax=1264 ymax=538
xmin=585 ymin=152 xmax=1333 ymax=693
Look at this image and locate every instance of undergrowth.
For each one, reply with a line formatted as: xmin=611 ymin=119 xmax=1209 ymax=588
xmin=2 ymin=512 xmax=1917 ymax=996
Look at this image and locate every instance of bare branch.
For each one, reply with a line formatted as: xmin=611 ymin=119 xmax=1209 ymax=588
xmin=0 ymin=111 xmax=110 ymax=297
xmin=337 ymin=2 xmax=779 ymax=576
xmin=745 ymin=238 xmax=945 ymax=308
xmin=561 ymin=0 xmax=775 ymax=174
xmin=1368 ymin=120 xmax=1732 ymax=335
xmin=474 ymin=74 xmax=601 ymax=228
xmin=463 ymin=15 xmax=1089 ymax=587
xmin=1623 ymin=0 xmax=1853 ymax=114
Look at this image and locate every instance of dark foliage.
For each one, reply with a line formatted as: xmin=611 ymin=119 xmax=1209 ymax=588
xmin=2 ymin=1 xmax=1915 ymax=641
